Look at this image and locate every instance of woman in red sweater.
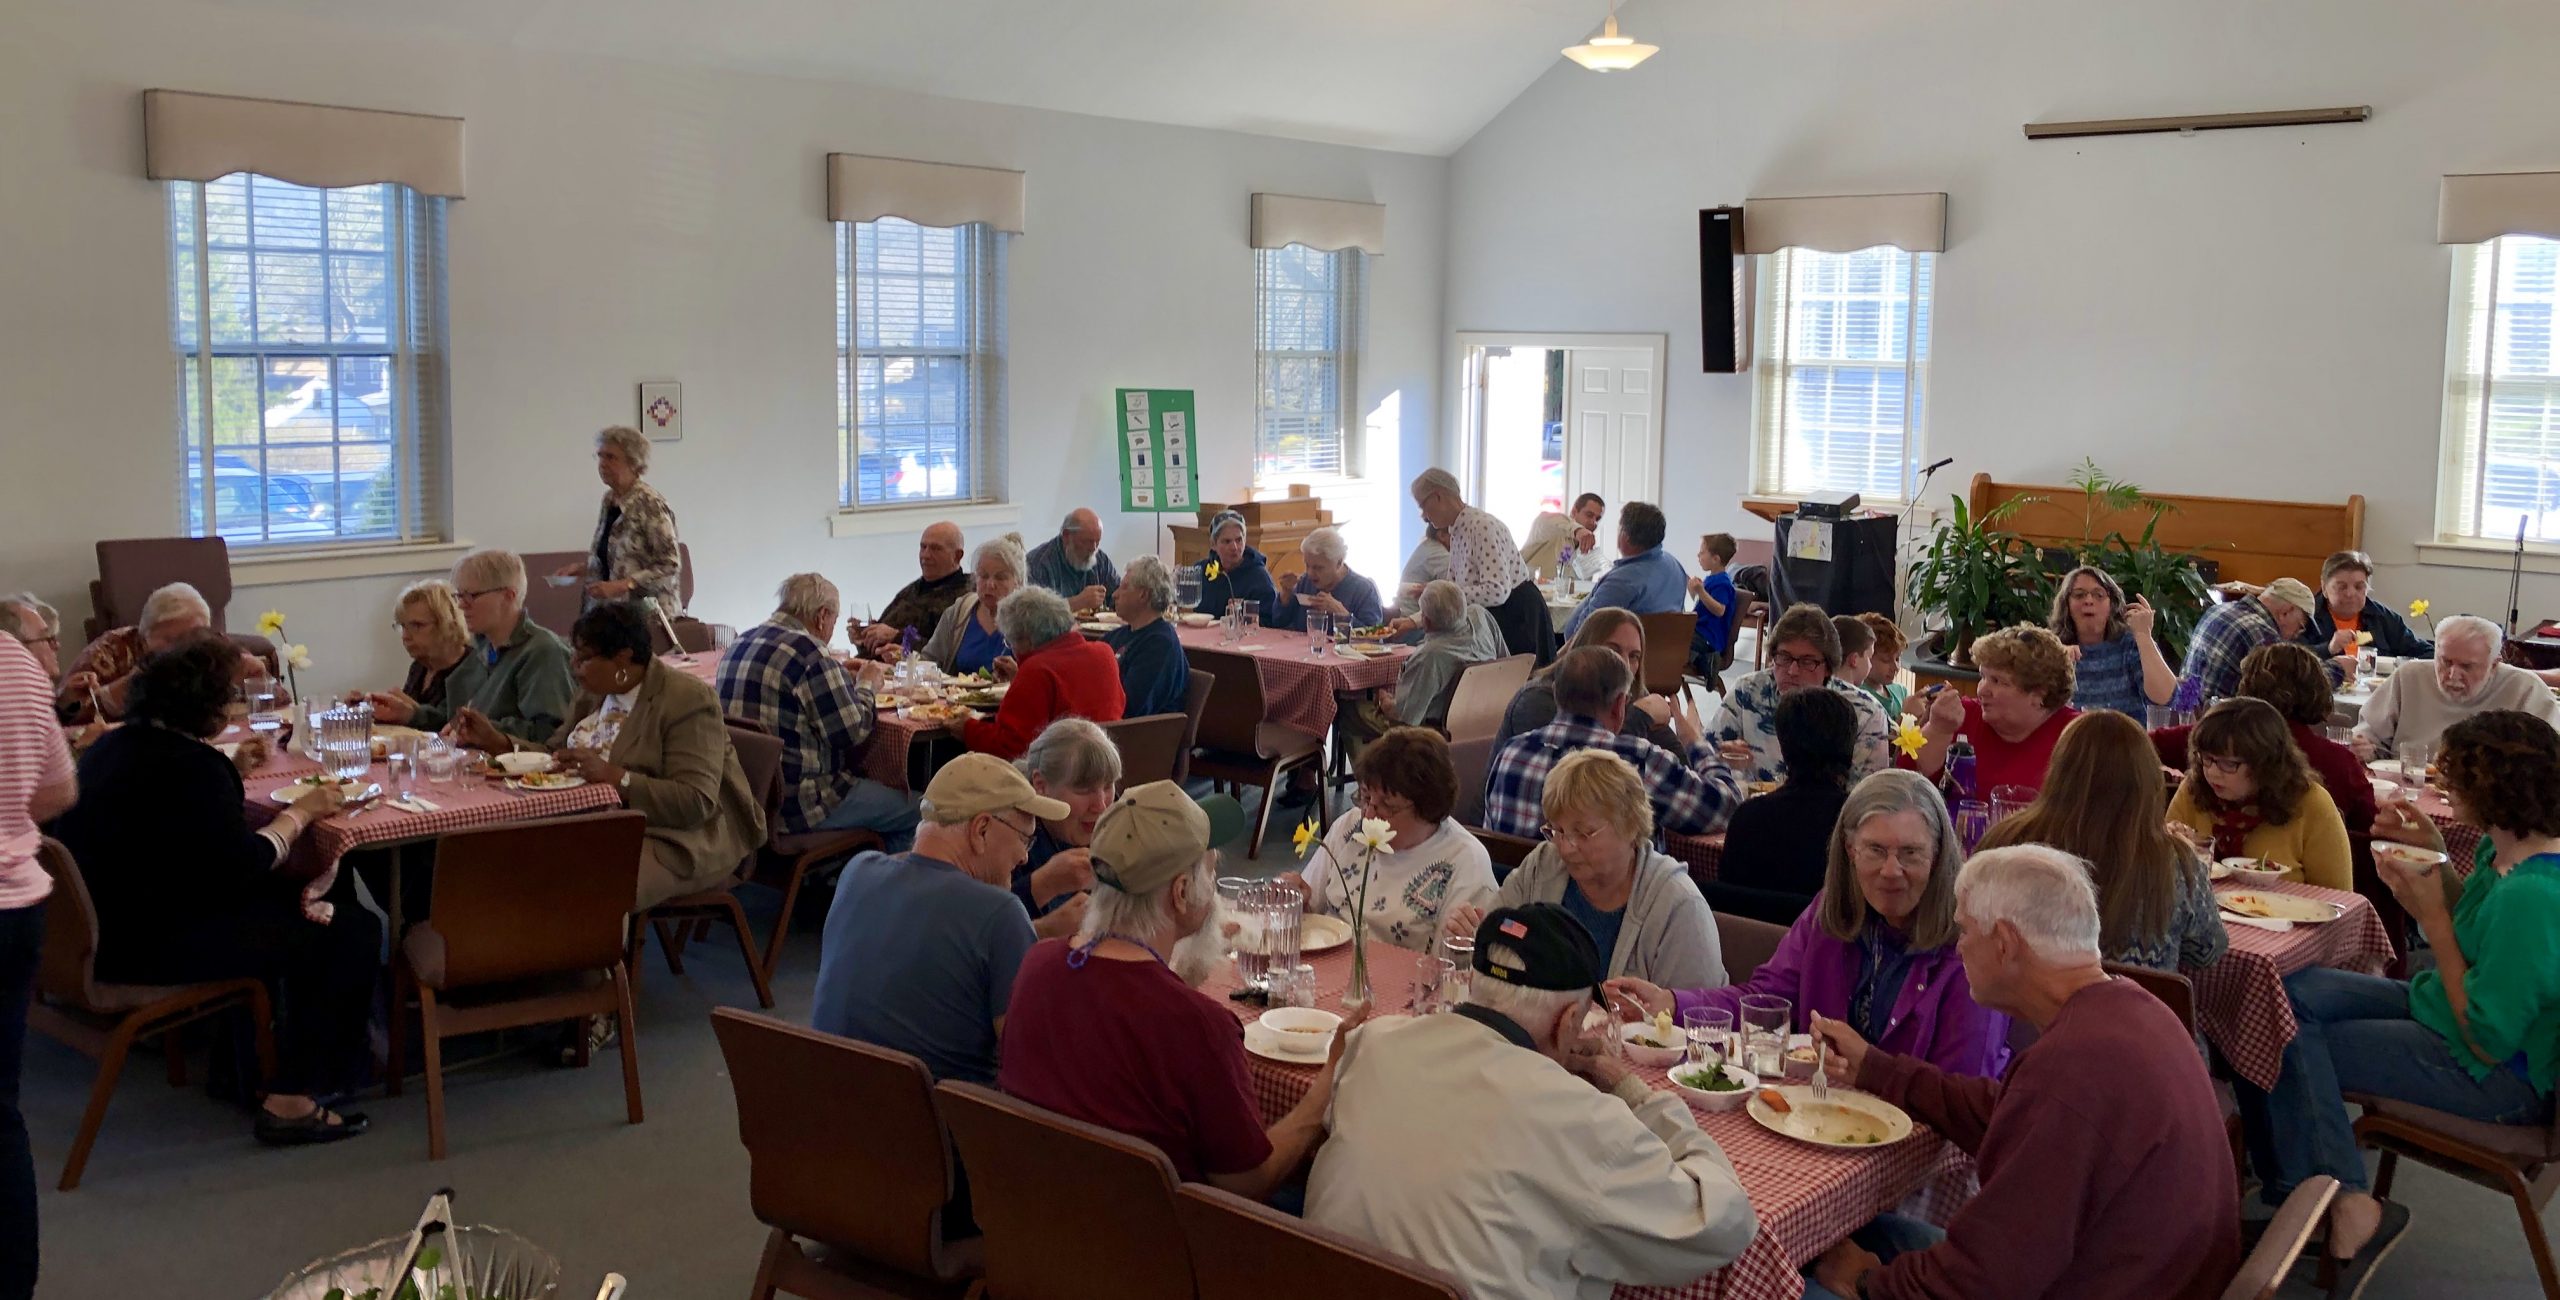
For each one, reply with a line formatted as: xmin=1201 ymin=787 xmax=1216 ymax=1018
xmin=1908 ymin=625 xmax=2079 ymax=797
xmin=944 ymin=587 xmax=1125 ymax=760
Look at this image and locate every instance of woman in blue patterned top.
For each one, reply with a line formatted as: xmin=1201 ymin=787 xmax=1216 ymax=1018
xmin=2049 ymin=565 xmax=2175 ymax=718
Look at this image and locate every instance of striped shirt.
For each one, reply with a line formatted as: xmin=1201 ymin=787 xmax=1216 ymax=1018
xmin=1481 ymin=714 xmax=1745 ymax=841
xmin=0 ymin=637 xmax=70 ymax=907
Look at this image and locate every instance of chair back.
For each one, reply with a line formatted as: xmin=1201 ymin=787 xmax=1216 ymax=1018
xmin=1470 ymin=826 xmax=1538 ymax=881
xmin=1639 ymin=612 xmax=1696 ymax=694
xmin=2103 ymin=961 xmax=2197 ymax=1035
xmin=678 ymin=541 xmax=697 ymax=609
xmin=710 ymin=1009 xmax=971 ymax=1279
xmin=1715 ymin=911 xmax=1789 ymax=984
xmin=425 ymin=812 xmax=648 ymax=986
xmin=935 ymin=1080 xmax=1193 ymax=1300
xmin=1175 ymin=1183 xmax=1464 ymax=1300
xmin=1449 ymin=737 xmax=1496 ymax=828
xmin=1443 ymin=654 xmax=1533 ymax=745
xmin=1185 ymin=649 xmax=1269 ymax=757
xmin=1174 ymin=668 xmax=1214 ymax=785
xmin=726 ymin=723 xmax=786 ymax=859
xmin=91 ymin=537 xmax=235 ymax=641
xmin=519 ymin=549 xmax=588 ymax=637
xmin=2217 ymin=1175 xmax=2339 ymax=1300
xmin=1103 ymin=713 xmax=1189 ymax=787
xmin=32 ymin=839 xmax=104 ymax=1009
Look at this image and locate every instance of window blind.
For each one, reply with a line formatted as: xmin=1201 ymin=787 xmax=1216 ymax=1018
xmin=838 ymin=217 xmax=1009 ymax=509
xmin=2439 ymin=235 xmax=2560 ymax=544
xmin=1750 ymin=245 xmax=1934 ymax=503
xmin=1254 ymin=244 xmax=1363 ymax=483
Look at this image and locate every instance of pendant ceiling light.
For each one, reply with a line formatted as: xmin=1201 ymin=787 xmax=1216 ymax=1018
xmin=1562 ymin=0 xmax=1659 ymax=72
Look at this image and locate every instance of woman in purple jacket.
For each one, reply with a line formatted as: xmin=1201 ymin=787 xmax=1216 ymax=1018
xmin=1609 ymin=769 xmax=2011 ymax=1078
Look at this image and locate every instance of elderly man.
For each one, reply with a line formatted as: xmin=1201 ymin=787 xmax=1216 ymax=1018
xmin=1309 ymin=903 xmax=1755 ymax=1299
xmin=1272 ymin=526 xmax=1384 ymax=632
xmin=53 ymin=583 xmax=259 ymax=725
xmin=1411 ymin=468 xmax=1553 ymax=664
xmin=1560 ymin=501 xmax=1689 ymax=638
xmin=1522 ymin=491 xmax=1610 ymax=584
xmin=1104 ymin=555 xmax=1189 ymax=717
xmin=1483 ymin=646 xmax=1735 ymax=840
xmin=0 ymin=596 xmax=60 ymax=681
xmin=370 ymin=549 xmax=574 ymax=744
xmin=1024 ymin=508 xmax=1120 ymax=616
xmin=2180 ymin=577 xmax=2318 ymax=703
xmin=947 ymin=588 xmax=1125 ymax=760
xmin=1708 ymin=603 xmax=1892 ymax=785
xmin=1348 ymin=580 xmax=1502 ymax=741
xmin=1000 ymin=782 xmax=1345 ymax=1197
xmin=810 ymin=754 xmax=1064 ymax=1085
xmin=2354 ymin=615 xmax=2560 ymax=759
xmin=716 ymin=573 xmax=921 ymax=847
xmin=1803 ymin=845 xmax=2238 ymax=1300
xmin=854 ymin=520 xmax=971 ymax=652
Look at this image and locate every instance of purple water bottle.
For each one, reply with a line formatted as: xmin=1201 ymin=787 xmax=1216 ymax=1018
xmin=1946 ymin=735 xmax=1977 ymax=802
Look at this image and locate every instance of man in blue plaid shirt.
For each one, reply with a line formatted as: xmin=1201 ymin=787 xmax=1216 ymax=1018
xmin=1482 ymin=646 xmax=1742 ymax=840
xmin=2178 ymin=578 xmax=2317 ymax=704
xmin=716 ymin=573 xmax=920 ymax=846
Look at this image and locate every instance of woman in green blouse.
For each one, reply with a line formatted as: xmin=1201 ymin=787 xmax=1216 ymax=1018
xmin=2236 ymin=709 xmax=2560 ymax=1287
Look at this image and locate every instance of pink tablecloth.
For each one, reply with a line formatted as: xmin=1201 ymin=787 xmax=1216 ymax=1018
xmin=1175 ymin=625 xmax=1407 ymax=738
xmin=1669 ymin=832 xmax=1726 ymax=886
xmin=1209 ymin=944 xmax=1971 ymax=1300
xmin=664 ymin=651 xmax=939 ymax=792
xmin=2188 ymin=880 xmax=2397 ymax=1091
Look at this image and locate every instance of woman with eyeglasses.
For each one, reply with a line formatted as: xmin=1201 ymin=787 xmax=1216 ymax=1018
xmin=2165 ymin=696 xmax=2352 ymax=890
xmin=1608 ymin=770 xmax=2012 ymax=1078
xmin=1280 ymin=728 xmax=1496 ymax=953
xmin=1907 ymin=624 xmax=2080 ymax=797
xmin=367 ymin=549 xmax=575 ymax=747
xmin=1444 ymin=748 xmax=1723 ymax=988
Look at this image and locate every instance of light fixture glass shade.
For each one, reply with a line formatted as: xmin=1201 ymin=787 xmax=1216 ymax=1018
xmin=1562 ymin=15 xmax=1658 ymax=71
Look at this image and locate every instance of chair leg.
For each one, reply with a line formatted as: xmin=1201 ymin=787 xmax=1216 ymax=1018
xmin=384 ymin=962 xmax=408 ymax=1097
xmin=163 ymin=1027 xmax=187 ymax=1087
xmin=761 ymin=862 xmax=809 ymax=985
xmin=2501 ymin=1166 xmax=2560 ymax=1300
xmin=748 ymin=1226 xmax=790 ymax=1300
xmin=2371 ymin=1148 xmax=2400 ymax=1200
xmin=1247 ymin=765 xmax=1282 ymax=859
xmin=420 ymin=986 xmax=448 ymax=1162
xmin=57 ymin=1020 xmax=140 ymax=1191
xmin=612 ymin=965 xmax=644 ymax=1125
xmin=719 ymin=896 xmax=776 ymax=1009
xmin=655 ymin=918 xmax=688 ymax=975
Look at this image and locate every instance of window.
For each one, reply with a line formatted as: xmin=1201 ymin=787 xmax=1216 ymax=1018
xmin=1750 ymin=245 xmax=1934 ymax=503
xmin=1254 ymin=244 xmax=1364 ymax=483
xmin=2439 ymin=234 xmax=2560 ymax=544
xmin=168 ymin=174 xmax=450 ymax=547
xmin=837 ymin=217 xmax=1007 ymax=509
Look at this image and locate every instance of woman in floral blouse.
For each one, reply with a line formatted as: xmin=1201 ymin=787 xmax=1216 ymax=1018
xmin=1279 ymin=727 xmax=1497 ymax=952
xmin=554 ymin=425 xmax=684 ymax=615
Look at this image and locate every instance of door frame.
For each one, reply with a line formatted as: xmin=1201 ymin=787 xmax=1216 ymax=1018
xmin=1452 ymin=331 xmax=1668 ymax=507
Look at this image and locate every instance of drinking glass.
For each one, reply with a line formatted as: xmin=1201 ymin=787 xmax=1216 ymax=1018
xmin=421 ymin=738 xmax=460 ymax=787
xmin=1176 ymin=569 xmax=1203 ymax=612
xmin=1988 ymin=783 xmax=2035 ymax=826
xmin=2357 ymin=647 xmax=2377 ymax=678
xmin=1953 ymin=799 xmax=1992 ymax=853
xmin=1237 ymin=881 xmax=1301 ymax=991
xmin=247 ymin=681 xmax=284 ymax=738
xmin=2145 ymin=705 xmax=2177 ymax=731
xmin=1411 ymin=959 xmax=1455 ymax=1014
xmin=2325 ymin=725 xmax=2352 ymax=745
xmin=317 ymin=704 xmax=373 ymax=782
xmin=1439 ymin=932 xmax=1475 ymax=1001
xmin=1739 ymin=994 xmax=1791 ymax=1078
xmin=1684 ymin=1008 xmax=1734 ymax=1069
xmin=1306 ymin=611 xmax=1333 ymax=656
xmin=384 ymin=734 xmax=418 ymax=798
xmin=2400 ymin=740 xmax=2433 ymax=791
xmin=1241 ymin=606 xmax=1261 ymax=640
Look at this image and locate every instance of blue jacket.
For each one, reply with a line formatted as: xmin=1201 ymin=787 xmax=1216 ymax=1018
xmin=1107 ymin=617 xmax=1191 ymax=718
xmin=1561 ymin=546 xmax=1691 ymax=638
xmin=1198 ymin=547 xmax=1280 ymax=626
xmin=1270 ymin=570 xmax=1385 ymax=632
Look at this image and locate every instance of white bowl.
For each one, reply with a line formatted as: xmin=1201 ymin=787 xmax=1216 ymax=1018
xmin=2368 ymin=776 xmax=2399 ymax=802
xmin=1618 ymin=1021 xmax=1687 ymax=1069
xmin=1666 ymin=1061 xmax=1759 ymax=1111
xmin=2219 ymin=856 xmax=2290 ymax=882
xmin=492 ymin=750 xmax=553 ymax=776
xmin=1255 ymin=1007 xmax=1342 ymax=1059
xmin=2371 ymin=841 xmax=2449 ymax=875
xmin=543 ymin=574 xmax=580 ymax=588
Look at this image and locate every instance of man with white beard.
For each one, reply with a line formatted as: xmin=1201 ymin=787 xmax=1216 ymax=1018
xmin=2353 ymin=615 xmax=2560 ymax=758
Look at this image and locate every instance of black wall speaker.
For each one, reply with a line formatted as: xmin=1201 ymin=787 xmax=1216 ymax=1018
xmin=1700 ymin=206 xmax=1749 ymax=374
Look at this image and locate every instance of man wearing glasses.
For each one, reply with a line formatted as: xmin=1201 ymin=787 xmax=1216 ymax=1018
xmin=811 ymin=753 xmax=1065 ymax=1087
xmin=1706 ymin=603 xmax=1890 ymax=787
xmin=367 ymin=549 xmax=574 ymax=746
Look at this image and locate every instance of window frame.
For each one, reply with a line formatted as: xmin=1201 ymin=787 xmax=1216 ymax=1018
xmin=2436 ymin=233 xmax=2560 ymax=547
xmin=836 ymin=216 xmax=1008 ymax=513
xmin=1748 ymin=244 xmax=1934 ymax=506
xmin=1253 ymin=243 xmax=1365 ymax=486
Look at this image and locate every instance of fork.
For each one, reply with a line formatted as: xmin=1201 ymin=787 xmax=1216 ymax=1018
xmin=1808 ymin=1011 xmax=1830 ymax=1102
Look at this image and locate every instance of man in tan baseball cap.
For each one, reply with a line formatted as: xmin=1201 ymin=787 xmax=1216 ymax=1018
xmin=811 ymin=753 xmax=1070 ymax=1088
xmin=2182 ymin=576 xmax=2325 ymax=703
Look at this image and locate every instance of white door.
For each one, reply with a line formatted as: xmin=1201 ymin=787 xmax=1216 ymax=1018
xmin=1564 ymin=348 xmax=1661 ymax=511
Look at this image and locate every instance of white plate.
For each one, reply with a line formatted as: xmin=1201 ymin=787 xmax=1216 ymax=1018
xmin=507 ymin=774 xmax=589 ymax=792
xmin=2219 ymin=890 xmax=2345 ymax=924
xmin=1296 ymin=913 xmax=1354 ymax=954
xmin=1177 ymin=613 xmax=1219 ymax=627
xmin=1746 ymin=1085 xmax=1915 ymax=1149
xmin=270 ymin=777 xmax=364 ymax=803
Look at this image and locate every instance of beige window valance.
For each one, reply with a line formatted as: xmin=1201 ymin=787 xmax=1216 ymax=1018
xmin=1250 ymin=194 xmax=1387 ymax=255
xmin=144 ymin=90 xmax=464 ymax=197
xmin=827 ymin=154 xmax=1026 ymax=233
xmin=1740 ymin=192 xmax=1946 ymax=255
xmin=2439 ymin=172 xmax=2560 ymax=245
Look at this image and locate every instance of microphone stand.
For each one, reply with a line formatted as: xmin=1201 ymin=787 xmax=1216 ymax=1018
xmin=1896 ymin=459 xmax=1952 ymax=623
xmin=2509 ymin=515 xmax=2527 ymax=640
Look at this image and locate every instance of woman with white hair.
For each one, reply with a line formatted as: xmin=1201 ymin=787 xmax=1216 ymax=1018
xmin=1105 ymin=555 xmax=1190 ymax=717
xmin=55 ymin=582 xmax=270 ymax=725
xmin=938 ymin=588 xmax=1125 ymax=760
xmin=904 ymin=536 xmax=1026 ymax=675
xmin=551 ymin=425 xmax=684 ymax=613
xmin=1193 ymin=510 xmax=1279 ymax=626
xmin=372 ymin=549 xmax=575 ymax=745
xmin=1271 ymin=526 xmax=1383 ymax=632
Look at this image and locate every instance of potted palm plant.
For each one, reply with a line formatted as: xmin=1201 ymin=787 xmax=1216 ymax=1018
xmin=2052 ymin=459 xmax=2216 ymax=663
xmin=1907 ymin=495 xmax=2049 ymax=666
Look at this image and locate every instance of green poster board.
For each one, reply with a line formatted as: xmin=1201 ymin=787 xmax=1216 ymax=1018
xmin=1114 ymin=388 xmax=1200 ymax=514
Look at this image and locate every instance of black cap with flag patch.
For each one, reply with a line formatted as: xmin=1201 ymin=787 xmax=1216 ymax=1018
xmin=1472 ymin=904 xmax=1606 ymax=1004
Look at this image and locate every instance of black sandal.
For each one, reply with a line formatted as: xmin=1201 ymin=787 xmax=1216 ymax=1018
xmin=2325 ymin=1200 xmax=2410 ymax=1300
xmin=254 ymin=1104 xmax=371 ymax=1147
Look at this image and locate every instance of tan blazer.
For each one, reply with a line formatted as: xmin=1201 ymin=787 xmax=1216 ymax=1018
xmin=554 ymin=658 xmax=766 ymax=908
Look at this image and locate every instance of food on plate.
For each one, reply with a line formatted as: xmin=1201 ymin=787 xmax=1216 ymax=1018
xmin=2220 ymin=892 xmax=2292 ymax=920
xmin=1629 ymin=1010 xmax=1680 ymax=1051
xmin=293 ymin=773 xmax=356 ymax=790
xmin=1757 ymin=1088 xmax=1792 ymax=1113
xmin=1747 ymin=780 xmax=1780 ymax=796
xmin=1672 ymin=1063 xmax=1748 ymax=1093
xmin=1790 ymin=1101 xmax=1890 ymax=1145
xmin=1281 ymin=1025 xmax=1329 ymax=1037
xmin=903 ymin=700 xmax=974 ymax=723
xmin=952 ymin=688 xmax=1005 ymax=709
xmin=2370 ymin=842 xmax=2447 ymax=874
xmin=514 ymin=771 xmax=580 ymax=789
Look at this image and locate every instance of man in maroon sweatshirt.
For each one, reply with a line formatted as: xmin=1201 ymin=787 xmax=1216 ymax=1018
xmin=1803 ymin=844 xmax=2241 ymax=1300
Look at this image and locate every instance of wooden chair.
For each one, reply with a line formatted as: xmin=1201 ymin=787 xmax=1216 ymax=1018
xmin=710 ymin=1010 xmax=980 ymax=1299
xmin=394 ymin=811 xmax=648 ymax=1160
xmin=1698 ymin=881 xmax=1813 ymax=930
xmin=1714 ymin=911 xmax=1788 ymax=984
xmin=28 ymin=838 xmax=274 ymax=1191
xmin=1737 ymin=593 xmax=1772 ymax=671
xmin=518 ymin=549 xmax=589 ymax=638
xmin=2350 ymin=1093 xmax=2560 ymax=1298
xmin=1183 ymin=648 xmax=1325 ymax=858
xmin=1638 ymin=612 xmax=1696 ymax=696
xmin=2218 ymin=1175 xmax=2339 ymax=1300
xmin=754 ymin=821 xmax=884 ymax=991
xmin=1470 ymin=826 xmax=1538 ymax=882
xmin=1174 ymin=1182 xmax=1465 ymax=1300
xmin=2103 ymin=961 xmax=2195 ymax=1032
xmin=1174 ymin=669 xmax=1214 ymax=786
xmin=1443 ymin=654 xmax=1533 ymax=745
xmin=1102 ymin=713 xmax=1190 ymax=787
xmin=632 ymin=723 xmax=781 ymax=1008
xmin=934 ymin=1081 xmax=1194 ymax=1300
xmin=1448 ymin=736 xmax=1497 ymax=829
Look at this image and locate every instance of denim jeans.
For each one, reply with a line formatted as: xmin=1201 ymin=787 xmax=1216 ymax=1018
xmin=2234 ymin=966 xmax=2549 ymax=1202
xmin=814 ymin=778 xmax=922 ymax=852
xmin=1798 ymin=1213 xmax=1947 ymax=1300
xmin=1 ymin=901 xmax=45 ymax=1300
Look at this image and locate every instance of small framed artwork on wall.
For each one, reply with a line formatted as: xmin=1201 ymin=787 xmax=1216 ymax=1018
xmin=639 ymin=381 xmax=683 ymax=441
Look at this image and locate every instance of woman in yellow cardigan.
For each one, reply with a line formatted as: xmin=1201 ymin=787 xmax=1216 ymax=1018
xmin=2167 ymin=697 xmax=2352 ymax=890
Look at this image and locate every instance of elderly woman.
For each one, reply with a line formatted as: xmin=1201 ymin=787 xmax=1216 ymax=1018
xmin=2167 ymin=697 xmax=2351 ymax=890
xmin=1194 ymin=510 xmax=1279 ymax=625
xmin=1272 ymin=526 xmax=1383 ymax=632
xmin=1281 ymin=727 xmax=1497 ymax=952
xmin=906 ymin=536 xmax=1025 ymax=676
xmin=2303 ymin=549 xmax=2431 ymax=663
xmin=1009 ymin=717 xmax=1120 ymax=940
xmin=1610 ymin=770 xmax=2010 ymax=1078
xmin=553 ymin=425 xmax=683 ymax=613
xmin=1393 ymin=522 xmax=1452 ymax=620
xmin=1354 ymin=580 xmax=1502 ymax=738
xmin=371 ymin=549 xmax=575 ymax=745
xmin=1449 ymin=749 xmax=1724 ymax=988
xmin=55 ymin=582 xmax=271 ymax=725
xmin=1496 ymin=606 xmax=1677 ymax=751
xmin=1104 ymin=555 xmax=1189 ymax=717
xmin=944 ymin=588 xmax=1125 ymax=761
xmin=2047 ymin=565 xmax=2175 ymax=717
xmin=1708 ymin=603 xmax=1891 ymax=785
xmin=451 ymin=602 xmax=765 ymax=909
xmin=380 ymin=579 xmax=469 ymax=717
xmin=2154 ymin=642 xmax=2375 ymax=836
xmin=1910 ymin=624 xmax=2080 ymax=795
xmin=49 ymin=632 xmax=378 ymax=1145
xmin=2235 ymin=710 xmax=2560 ymax=1284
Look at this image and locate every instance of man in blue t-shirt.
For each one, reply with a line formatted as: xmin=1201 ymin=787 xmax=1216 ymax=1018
xmin=1688 ymin=533 xmax=1740 ymax=677
xmin=811 ymin=752 xmax=1067 ymax=1085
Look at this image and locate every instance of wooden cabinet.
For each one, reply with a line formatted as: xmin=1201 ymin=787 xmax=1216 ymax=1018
xmin=1167 ymin=485 xmax=1334 ymax=579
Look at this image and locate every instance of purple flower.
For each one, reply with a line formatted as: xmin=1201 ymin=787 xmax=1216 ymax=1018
xmin=2170 ymin=676 xmax=2205 ymax=712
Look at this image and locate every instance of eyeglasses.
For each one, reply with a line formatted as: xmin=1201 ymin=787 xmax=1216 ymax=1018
xmin=1770 ymin=651 xmax=1830 ymax=674
xmin=986 ymin=814 xmax=1036 ymax=846
xmin=456 ymin=587 xmax=507 ymax=602
xmin=1851 ymin=840 xmax=1934 ymax=870
xmin=1539 ymin=821 xmax=1613 ymax=847
xmin=2198 ymin=754 xmax=2248 ymax=776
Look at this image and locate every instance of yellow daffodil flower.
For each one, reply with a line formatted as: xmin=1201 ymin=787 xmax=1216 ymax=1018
xmin=1893 ymin=719 xmax=1927 ymax=759
xmin=2408 ymin=598 xmax=2430 ymax=618
xmin=1204 ymin=559 xmax=1222 ymax=582
xmin=256 ymin=609 xmax=287 ymax=639
xmin=1291 ymin=815 xmax=1319 ymax=858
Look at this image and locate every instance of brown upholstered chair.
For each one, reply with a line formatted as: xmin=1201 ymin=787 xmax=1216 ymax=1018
xmin=1448 ymin=735 xmax=1496 ymax=828
xmin=1714 ymin=911 xmax=1788 ymax=985
xmin=631 ymin=724 xmax=780 ymax=1008
xmin=1174 ymin=669 xmax=1214 ymax=787
xmin=2218 ymin=1175 xmax=2339 ymax=1300
xmin=2103 ymin=961 xmax=2195 ymax=1033
xmin=934 ymin=1080 xmax=1195 ymax=1300
xmin=2351 ymin=1094 xmax=2560 ymax=1297
xmin=710 ymin=1010 xmax=980 ymax=1299
xmin=1183 ymin=647 xmax=1324 ymax=858
xmin=1442 ymin=654 xmax=1533 ymax=745
xmin=1469 ymin=826 xmax=1538 ymax=881
xmin=28 ymin=838 xmax=274 ymax=1191
xmin=1175 ymin=1182 xmax=1465 ymax=1300
xmin=1102 ymin=713 xmax=1189 ymax=788
xmin=1638 ymin=612 xmax=1697 ymax=696
xmin=89 ymin=537 xmax=235 ymax=641
xmin=519 ymin=549 xmax=588 ymax=638
xmin=395 ymin=811 xmax=648 ymax=1159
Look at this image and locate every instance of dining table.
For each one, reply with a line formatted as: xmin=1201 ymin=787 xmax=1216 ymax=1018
xmin=1211 ymin=942 xmax=1973 ymax=1300
xmin=1167 ymin=620 xmax=1410 ymax=738
xmin=662 ymin=649 xmax=952 ymax=792
xmin=2185 ymin=878 xmax=2397 ymax=1091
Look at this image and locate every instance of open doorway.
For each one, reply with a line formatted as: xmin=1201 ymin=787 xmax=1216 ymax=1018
xmin=1455 ymin=332 xmax=1667 ymax=544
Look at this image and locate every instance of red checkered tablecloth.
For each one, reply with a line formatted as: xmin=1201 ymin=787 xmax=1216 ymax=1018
xmin=1208 ymin=944 xmax=1971 ymax=1300
xmin=1670 ymin=832 xmax=1726 ymax=886
xmin=666 ymin=651 xmax=937 ymax=791
xmin=2188 ymin=880 xmax=2396 ymax=1091
xmin=1175 ymin=624 xmax=1408 ymax=737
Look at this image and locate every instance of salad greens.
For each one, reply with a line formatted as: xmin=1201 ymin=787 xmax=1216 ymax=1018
xmin=1673 ymin=1062 xmax=1745 ymax=1092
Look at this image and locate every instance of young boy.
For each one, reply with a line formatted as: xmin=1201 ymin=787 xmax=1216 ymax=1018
xmin=1687 ymin=533 xmax=1739 ymax=678
xmin=1854 ymin=612 xmax=1911 ymax=716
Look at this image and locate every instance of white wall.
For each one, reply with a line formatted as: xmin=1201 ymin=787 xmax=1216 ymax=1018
xmin=0 ymin=0 xmax=1444 ymax=692
xmin=1446 ymin=0 xmax=2560 ymax=626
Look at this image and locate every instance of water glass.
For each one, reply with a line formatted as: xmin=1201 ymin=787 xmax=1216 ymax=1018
xmin=2358 ymin=647 xmax=2377 ymax=678
xmin=420 ymin=738 xmax=460 ymax=787
xmin=2325 ymin=725 xmax=2352 ymax=745
xmin=2400 ymin=740 xmax=2432 ymax=790
xmin=1739 ymin=994 xmax=1791 ymax=1078
xmin=1241 ymin=605 xmax=1261 ymax=640
xmin=1952 ymin=799 xmax=1992 ymax=853
xmin=1684 ymin=1008 xmax=1734 ymax=1068
xmin=2145 ymin=705 xmax=2178 ymax=731
xmin=1410 ymin=958 xmax=1455 ymax=1014
xmin=1283 ymin=963 xmax=1318 ymax=1010
xmin=1306 ymin=611 xmax=1333 ymax=656
xmin=384 ymin=734 xmax=418 ymax=798
xmin=1237 ymin=881 xmax=1301 ymax=991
